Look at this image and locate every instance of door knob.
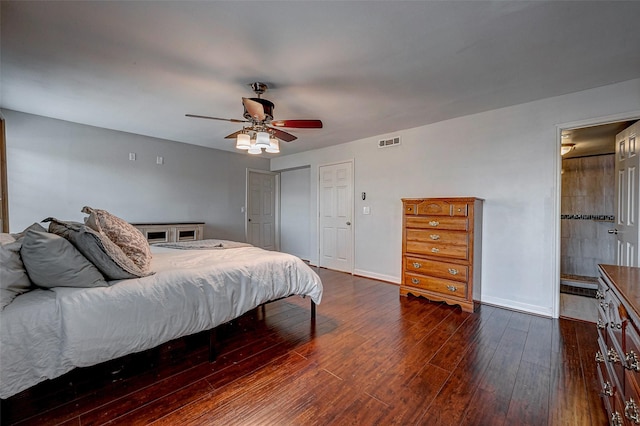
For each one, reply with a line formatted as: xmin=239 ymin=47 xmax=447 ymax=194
xmin=346 ymin=221 xmax=351 ymax=225
xmin=248 ymin=218 xmax=252 ymax=222
xmin=608 ymin=229 xmax=618 ymax=234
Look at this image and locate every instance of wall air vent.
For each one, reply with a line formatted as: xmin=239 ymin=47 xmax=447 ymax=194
xmin=378 ymin=136 xmax=401 ymax=148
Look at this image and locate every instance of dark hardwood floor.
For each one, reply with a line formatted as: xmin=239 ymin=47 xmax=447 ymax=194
xmin=1 ymin=268 xmax=607 ymax=425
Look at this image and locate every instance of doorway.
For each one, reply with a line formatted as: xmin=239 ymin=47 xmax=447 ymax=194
xmin=318 ymin=160 xmax=354 ymax=273
xmin=558 ymin=119 xmax=637 ymax=321
xmin=246 ymin=169 xmax=279 ymax=251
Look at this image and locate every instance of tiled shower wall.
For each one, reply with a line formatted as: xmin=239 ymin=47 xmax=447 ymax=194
xmin=561 ymin=154 xmax=616 ymax=278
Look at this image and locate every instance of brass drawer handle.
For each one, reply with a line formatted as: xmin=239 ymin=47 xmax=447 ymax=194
xmin=412 ymin=262 xmax=422 ymax=268
xmin=431 ymin=248 xmax=440 ymax=253
xmin=600 ymin=302 xmax=609 ymax=310
xmin=612 ymin=412 xmax=624 ymax=426
xmin=595 ymin=351 xmax=605 ymax=363
xmin=429 ymin=234 xmax=440 ymax=240
xmin=608 ymin=347 xmax=621 ymax=364
xmin=448 ymin=268 xmax=458 ymax=275
xmin=596 ymin=290 xmax=605 ymax=299
xmin=626 ymin=350 xmax=640 ymax=372
xmin=411 ymin=278 xmax=420 ymax=285
xmin=603 ymin=381 xmax=614 ymax=397
xmin=446 ymin=285 xmax=457 ymax=292
xmin=597 ymin=319 xmax=607 ymax=330
xmin=428 ymin=221 xmax=439 ymax=227
xmin=625 ymin=398 xmax=640 ymax=423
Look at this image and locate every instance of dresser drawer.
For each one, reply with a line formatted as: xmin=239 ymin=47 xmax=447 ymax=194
xmin=404 ymin=204 xmax=418 ymax=215
xmin=404 ymin=272 xmax=467 ymax=298
xmin=451 ymin=203 xmax=468 ymax=216
xmin=416 ymin=200 xmax=453 ymax=216
xmin=405 ymin=216 xmax=468 ymax=231
xmin=405 ymin=256 xmax=468 ymax=283
xmin=406 ymin=229 xmax=468 ymax=245
xmin=597 ymin=363 xmax=617 ymax=423
xmin=602 ymin=291 xmax=626 ymax=354
xmin=405 ymin=240 xmax=468 ymax=260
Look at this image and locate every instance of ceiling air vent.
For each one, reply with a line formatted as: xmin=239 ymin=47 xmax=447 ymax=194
xmin=378 ymin=136 xmax=401 ymax=148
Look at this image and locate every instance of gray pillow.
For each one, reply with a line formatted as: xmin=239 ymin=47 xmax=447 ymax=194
xmin=44 ymin=218 xmax=153 ymax=280
xmin=20 ymin=228 xmax=107 ymax=289
xmin=10 ymin=222 xmax=47 ymax=240
xmin=0 ymin=236 xmax=32 ymax=309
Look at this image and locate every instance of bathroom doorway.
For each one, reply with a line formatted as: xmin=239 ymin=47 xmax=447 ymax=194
xmin=559 ymin=120 xmax=637 ymax=321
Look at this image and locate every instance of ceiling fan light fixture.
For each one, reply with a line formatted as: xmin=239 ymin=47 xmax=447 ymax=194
xmin=265 ymin=137 xmax=280 ymax=153
xmin=255 ymin=131 xmax=270 ymax=149
xmin=247 ymin=138 xmax=262 ymax=154
xmin=236 ymin=132 xmax=250 ymax=150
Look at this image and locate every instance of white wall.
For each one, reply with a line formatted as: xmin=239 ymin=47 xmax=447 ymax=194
xmin=279 ymin=167 xmax=311 ymax=260
xmin=3 ymin=110 xmax=270 ymax=241
xmin=271 ymin=78 xmax=640 ymax=317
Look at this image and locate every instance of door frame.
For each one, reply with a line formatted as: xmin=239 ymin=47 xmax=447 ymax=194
xmin=553 ymin=111 xmax=640 ymax=318
xmin=245 ymin=168 xmax=280 ymax=251
xmin=317 ymin=159 xmax=355 ymax=274
xmin=0 ymin=114 xmax=8 ymax=233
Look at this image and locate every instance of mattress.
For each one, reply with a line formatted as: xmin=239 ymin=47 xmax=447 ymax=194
xmin=0 ymin=245 xmax=322 ymax=399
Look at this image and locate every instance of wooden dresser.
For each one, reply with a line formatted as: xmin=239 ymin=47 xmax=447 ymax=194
xmin=596 ymin=264 xmax=640 ymax=425
xmin=401 ymin=197 xmax=483 ymax=313
xmin=132 ymin=222 xmax=204 ymax=244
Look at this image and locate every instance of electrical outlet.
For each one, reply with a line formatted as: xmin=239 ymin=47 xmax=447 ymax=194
xmin=156 ymin=156 xmax=164 ymax=165
xmin=129 ymin=153 xmax=136 ymax=161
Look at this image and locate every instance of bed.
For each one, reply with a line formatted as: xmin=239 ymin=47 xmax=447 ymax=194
xmin=1 ymin=230 xmax=322 ymax=400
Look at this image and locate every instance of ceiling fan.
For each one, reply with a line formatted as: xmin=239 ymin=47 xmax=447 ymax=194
xmin=186 ymin=82 xmax=322 ymax=153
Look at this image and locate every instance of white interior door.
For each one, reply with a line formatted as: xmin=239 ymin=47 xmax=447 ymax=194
xmin=246 ymin=170 xmax=278 ymax=251
xmin=319 ymin=161 xmax=353 ymax=273
xmin=614 ymin=121 xmax=639 ymax=266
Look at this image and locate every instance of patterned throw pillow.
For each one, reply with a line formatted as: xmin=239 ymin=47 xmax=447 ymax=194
xmin=81 ymin=206 xmax=152 ymax=272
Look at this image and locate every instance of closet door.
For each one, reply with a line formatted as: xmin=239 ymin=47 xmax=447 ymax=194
xmin=615 ymin=121 xmax=639 ymax=266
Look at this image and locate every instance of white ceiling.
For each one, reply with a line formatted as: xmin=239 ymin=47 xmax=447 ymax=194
xmin=2 ymin=1 xmax=640 ymax=156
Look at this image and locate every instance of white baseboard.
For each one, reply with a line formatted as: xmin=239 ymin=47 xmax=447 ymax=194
xmin=352 ymin=269 xmax=400 ymax=284
xmin=481 ymin=295 xmax=553 ymax=318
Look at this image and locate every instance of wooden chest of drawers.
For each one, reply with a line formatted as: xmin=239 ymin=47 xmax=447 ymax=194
xmin=596 ymin=264 xmax=640 ymax=425
xmin=401 ymin=197 xmax=483 ymax=313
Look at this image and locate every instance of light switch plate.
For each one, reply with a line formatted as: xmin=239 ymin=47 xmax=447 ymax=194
xmin=363 ymin=206 xmax=371 ymax=215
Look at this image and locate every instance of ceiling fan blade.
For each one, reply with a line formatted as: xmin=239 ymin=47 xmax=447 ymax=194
xmin=186 ymin=114 xmax=248 ymax=123
xmin=270 ymin=119 xmax=323 ymax=129
xmin=267 ymin=127 xmax=297 ymax=142
xmin=224 ymin=130 xmax=244 ymax=139
xmin=242 ymin=98 xmax=266 ymax=121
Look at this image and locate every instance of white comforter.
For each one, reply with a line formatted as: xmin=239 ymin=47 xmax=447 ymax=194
xmin=0 ymin=245 xmax=322 ymax=399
